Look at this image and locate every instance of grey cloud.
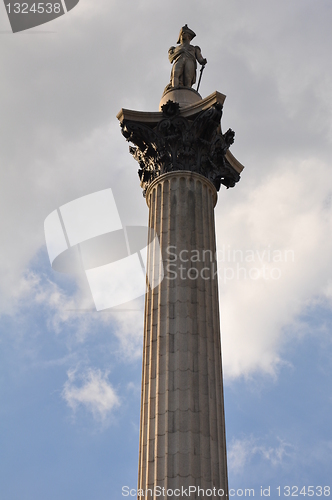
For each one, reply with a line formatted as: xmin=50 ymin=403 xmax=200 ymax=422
xmin=0 ymin=0 xmax=331 ymax=377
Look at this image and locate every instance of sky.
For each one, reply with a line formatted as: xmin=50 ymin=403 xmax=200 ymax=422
xmin=0 ymin=0 xmax=332 ymax=499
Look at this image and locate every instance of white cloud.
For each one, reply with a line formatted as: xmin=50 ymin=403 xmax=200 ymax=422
xmin=228 ymin=435 xmax=293 ymax=474
xmin=218 ymin=158 xmax=332 ymax=378
xmin=3 ymin=263 xmax=144 ymax=364
xmin=104 ymin=300 xmax=144 ymax=360
xmin=62 ymin=368 xmax=120 ymax=422
xmin=0 ymin=0 xmax=331 ymax=382
xmin=228 ymin=435 xmax=332 ymax=481
xmin=4 ymin=270 xmax=97 ymax=340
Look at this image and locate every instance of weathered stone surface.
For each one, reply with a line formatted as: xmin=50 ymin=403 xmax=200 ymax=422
xmin=138 ymin=172 xmax=228 ymax=499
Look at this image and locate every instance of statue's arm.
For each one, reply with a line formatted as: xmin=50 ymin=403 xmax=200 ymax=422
xmin=168 ymin=46 xmax=176 ymax=63
xmin=168 ymin=45 xmax=184 ymax=63
xmin=195 ymin=46 xmax=207 ymax=65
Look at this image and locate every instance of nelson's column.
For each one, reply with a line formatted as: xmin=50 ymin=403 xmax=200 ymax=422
xmin=117 ymin=25 xmax=244 ymax=499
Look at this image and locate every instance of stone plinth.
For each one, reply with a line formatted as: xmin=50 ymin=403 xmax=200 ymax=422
xmin=159 ymin=87 xmax=202 ymax=110
xmin=139 ymin=171 xmax=228 ymax=498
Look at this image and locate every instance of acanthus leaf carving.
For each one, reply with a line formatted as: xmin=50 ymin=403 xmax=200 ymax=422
xmin=120 ymin=101 xmax=240 ymax=195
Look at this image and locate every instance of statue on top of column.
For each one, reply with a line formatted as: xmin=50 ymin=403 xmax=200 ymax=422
xmin=164 ymin=24 xmax=207 ymax=93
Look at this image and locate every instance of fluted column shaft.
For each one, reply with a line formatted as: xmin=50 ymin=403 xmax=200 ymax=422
xmin=138 ymin=171 xmax=228 ymax=499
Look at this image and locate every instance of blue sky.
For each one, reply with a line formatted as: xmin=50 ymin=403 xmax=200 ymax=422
xmin=1 ymin=0 xmax=332 ymax=498
xmin=1 ymin=265 xmax=331 ymax=498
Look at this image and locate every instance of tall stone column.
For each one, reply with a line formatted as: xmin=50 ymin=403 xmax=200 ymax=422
xmin=117 ymin=91 xmax=244 ymax=499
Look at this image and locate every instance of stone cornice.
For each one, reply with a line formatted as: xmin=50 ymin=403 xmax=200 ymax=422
xmin=116 ymin=91 xmax=226 ymax=124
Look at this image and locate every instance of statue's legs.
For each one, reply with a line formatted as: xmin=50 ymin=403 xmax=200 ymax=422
xmin=171 ymin=56 xmax=196 ymax=88
xmin=171 ymin=58 xmax=185 ymax=87
xmin=183 ymin=58 xmax=196 ymax=87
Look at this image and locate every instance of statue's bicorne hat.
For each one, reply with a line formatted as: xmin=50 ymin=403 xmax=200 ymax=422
xmin=177 ymin=24 xmax=196 ymax=44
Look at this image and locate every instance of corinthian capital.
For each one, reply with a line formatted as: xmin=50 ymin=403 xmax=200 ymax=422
xmin=117 ymin=91 xmax=244 ymax=196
